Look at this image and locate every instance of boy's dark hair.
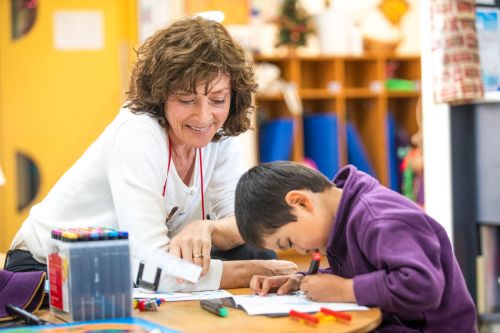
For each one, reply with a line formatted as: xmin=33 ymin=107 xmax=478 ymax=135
xmin=235 ymin=161 xmax=333 ymax=248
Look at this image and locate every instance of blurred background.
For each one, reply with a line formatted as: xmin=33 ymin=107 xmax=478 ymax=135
xmin=1 ymin=1 xmax=500 ymax=329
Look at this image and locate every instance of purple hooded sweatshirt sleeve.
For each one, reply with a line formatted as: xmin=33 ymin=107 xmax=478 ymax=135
xmin=326 ymin=165 xmax=477 ymax=332
xmin=353 ymin=216 xmax=445 ymax=311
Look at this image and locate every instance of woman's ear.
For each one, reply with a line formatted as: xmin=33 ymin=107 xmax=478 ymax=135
xmin=284 ymin=190 xmax=313 ymax=212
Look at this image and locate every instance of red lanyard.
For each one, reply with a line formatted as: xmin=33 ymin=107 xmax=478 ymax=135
xmin=162 ymin=140 xmax=205 ymax=219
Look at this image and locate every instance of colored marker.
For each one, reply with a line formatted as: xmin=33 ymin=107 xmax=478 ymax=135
xmin=89 ymin=230 xmax=100 ymax=241
xmin=138 ymin=299 xmax=158 ymax=312
xmin=61 ymin=231 xmax=79 ymax=242
xmin=200 ymin=299 xmax=228 ymax=317
xmin=5 ymin=304 xmax=46 ymax=326
xmin=106 ymin=230 xmax=119 ymax=239
xmin=53 ymin=227 xmax=128 ymax=242
xmin=289 ymin=309 xmax=319 ymax=325
xmin=51 ymin=229 xmax=62 ymax=240
xmin=320 ymin=307 xmax=352 ymax=321
xmin=307 ymin=250 xmax=321 ymax=275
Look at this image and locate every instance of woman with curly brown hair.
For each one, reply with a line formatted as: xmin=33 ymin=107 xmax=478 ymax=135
xmin=6 ymin=17 xmax=297 ymax=291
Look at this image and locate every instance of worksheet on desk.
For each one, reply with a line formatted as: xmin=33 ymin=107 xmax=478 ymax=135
xmin=231 ymin=293 xmax=369 ymax=316
xmin=133 ymin=288 xmax=233 ymax=301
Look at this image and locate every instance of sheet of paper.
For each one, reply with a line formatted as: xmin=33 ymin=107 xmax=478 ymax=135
xmin=232 ymin=292 xmax=369 ymax=316
xmin=476 ymin=7 xmax=500 ymax=91
xmin=0 ymin=165 xmax=5 ymax=186
xmin=53 ymin=11 xmax=104 ymax=51
xmin=132 ymin=246 xmax=202 ymax=284
xmin=133 ymin=288 xmax=233 ymax=302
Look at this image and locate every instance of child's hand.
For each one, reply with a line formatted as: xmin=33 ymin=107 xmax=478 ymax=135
xmin=300 ymin=274 xmax=355 ymax=303
xmin=250 ymin=274 xmax=303 ymax=296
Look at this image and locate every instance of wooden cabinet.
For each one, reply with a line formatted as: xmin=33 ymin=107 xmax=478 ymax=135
xmin=254 ymin=54 xmax=421 ymax=187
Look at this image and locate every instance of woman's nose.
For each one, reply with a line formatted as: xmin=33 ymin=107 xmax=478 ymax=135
xmin=193 ymin=98 xmax=211 ymax=116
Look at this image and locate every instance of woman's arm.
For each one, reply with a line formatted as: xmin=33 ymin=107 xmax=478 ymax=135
xmin=210 ymin=216 xmax=244 ymax=251
xmin=220 ymin=260 xmax=298 ymax=289
xmin=168 ymin=215 xmax=243 ymax=276
xmin=206 ymin=137 xmax=248 ymax=250
xmin=108 ymin=118 xmax=170 ymax=250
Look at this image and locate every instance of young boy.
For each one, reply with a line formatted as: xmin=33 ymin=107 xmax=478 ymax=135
xmin=235 ymin=162 xmax=477 ymax=332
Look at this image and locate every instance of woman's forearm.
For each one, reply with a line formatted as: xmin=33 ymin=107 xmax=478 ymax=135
xmin=210 ymin=216 xmax=244 ymax=251
xmin=220 ymin=260 xmax=299 ymax=289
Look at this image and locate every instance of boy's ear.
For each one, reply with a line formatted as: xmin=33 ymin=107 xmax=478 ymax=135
xmin=284 ymin=190 xmax=313 ymax=212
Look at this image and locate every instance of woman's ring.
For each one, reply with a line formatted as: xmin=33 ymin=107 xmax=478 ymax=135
xmin=193 ymin=254 xmax=203 ymax=258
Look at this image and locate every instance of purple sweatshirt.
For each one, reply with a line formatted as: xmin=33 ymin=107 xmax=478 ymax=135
xmin=323 ymin=165 xmax=477 ymax=332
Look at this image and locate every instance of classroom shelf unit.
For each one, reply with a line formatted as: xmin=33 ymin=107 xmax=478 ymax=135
xmin=253 ymin=54 xmax=421 ymax=188
xmin=449 ymin=103 xmax=500 ymax=325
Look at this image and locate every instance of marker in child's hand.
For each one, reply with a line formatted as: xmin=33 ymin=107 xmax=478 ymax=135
xmin=307 ymin=250 xmax=321 ymax=275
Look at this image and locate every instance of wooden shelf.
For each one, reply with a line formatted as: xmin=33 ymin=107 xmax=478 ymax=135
xmin=345 ymin=88 xmax=381 ymax=98
xmin=386 ymin=91 xmax=421 ymax=98
xmin=253 ymin=54 xmax=421 ymax=187
xmin=300 ymin=89 xmax=339 ymax=99
xmin=255 ymin=92 xmax=283 ymax=101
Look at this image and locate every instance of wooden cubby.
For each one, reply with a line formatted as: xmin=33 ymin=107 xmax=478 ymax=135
xmin=253 ymin=54 xmax=421 ymax=188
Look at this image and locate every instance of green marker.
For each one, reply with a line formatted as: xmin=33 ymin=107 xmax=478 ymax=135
xmin=200 ymin=299 xmax=229 ymax=317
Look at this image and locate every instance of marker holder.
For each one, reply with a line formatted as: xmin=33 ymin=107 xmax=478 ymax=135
xmin=47 ymin=238 xmax=132 ymax=321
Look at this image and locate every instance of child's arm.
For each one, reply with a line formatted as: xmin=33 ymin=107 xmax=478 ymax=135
xmin=249 ymin=274 xmax=303 ymax=296
xmin=353 ymin=218 xmax=445 ymax=312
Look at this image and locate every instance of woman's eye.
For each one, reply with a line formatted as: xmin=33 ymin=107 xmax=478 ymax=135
xmin=211 ymin=99 xmax=226 ymax=105
xmin=177 ymin=98 xmax=196 ymax=104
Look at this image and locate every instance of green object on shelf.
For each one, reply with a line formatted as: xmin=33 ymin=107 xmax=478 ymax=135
xmin=385 ymin=78 xmax=416 ymax=91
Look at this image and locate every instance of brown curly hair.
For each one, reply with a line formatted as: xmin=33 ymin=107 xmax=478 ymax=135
xmin=126 ymin=16 xmax=257 ymax=141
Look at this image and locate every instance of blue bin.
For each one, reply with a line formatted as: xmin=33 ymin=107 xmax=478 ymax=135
xmin=303 ymin=114 xmax=339 ymax=179
xmin=347 ymin=122 xmax=375 ymax=177
xmin=259 ymin=118 xmax=294 ymax=163
xmin=387 ymin=113 xmax=399 ymax=191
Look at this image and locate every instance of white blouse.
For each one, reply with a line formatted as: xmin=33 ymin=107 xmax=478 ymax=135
xmin=15 ymin=107 xmax=248 ymax=291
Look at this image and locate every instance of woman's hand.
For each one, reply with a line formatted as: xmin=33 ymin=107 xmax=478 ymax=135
xmin=169 ymin=219 xmax=213 ymax=276
xmin=300 ymin=274 xmax=355 ymax=303
xmin=250 ymin=274 xmax=303 ymax=296
xmin=220 ymin=260 xmax=297 ymax=289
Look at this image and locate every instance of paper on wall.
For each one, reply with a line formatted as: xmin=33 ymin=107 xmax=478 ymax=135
xmin=0 ymin=165 xmax=5 ymax=186
xmin=53 ymin=11 xmax=104 ymax=51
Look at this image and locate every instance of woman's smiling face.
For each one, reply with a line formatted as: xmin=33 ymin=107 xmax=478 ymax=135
xmin=164 ymin=73 xmax=231 ymax=148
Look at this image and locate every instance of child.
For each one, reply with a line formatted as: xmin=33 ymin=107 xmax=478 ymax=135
xmin=235 ymin=162 xmax=477 ymax=332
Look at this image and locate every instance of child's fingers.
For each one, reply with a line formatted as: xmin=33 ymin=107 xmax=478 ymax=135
xmin=259 ymin=278 xmax=272 ymax=295
xmin=260 ymin=276 xmax=288 ymax=295
xmin=277 ymin=278 xmax=298 ymax=295
xmin=250 ymin=275 xmax=265 ymax=293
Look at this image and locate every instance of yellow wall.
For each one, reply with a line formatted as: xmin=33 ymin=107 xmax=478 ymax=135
xmin=185 ymin=0 xmax=249 ymax=24
xmin=0 ymin=0 xmax=138 ymax=251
